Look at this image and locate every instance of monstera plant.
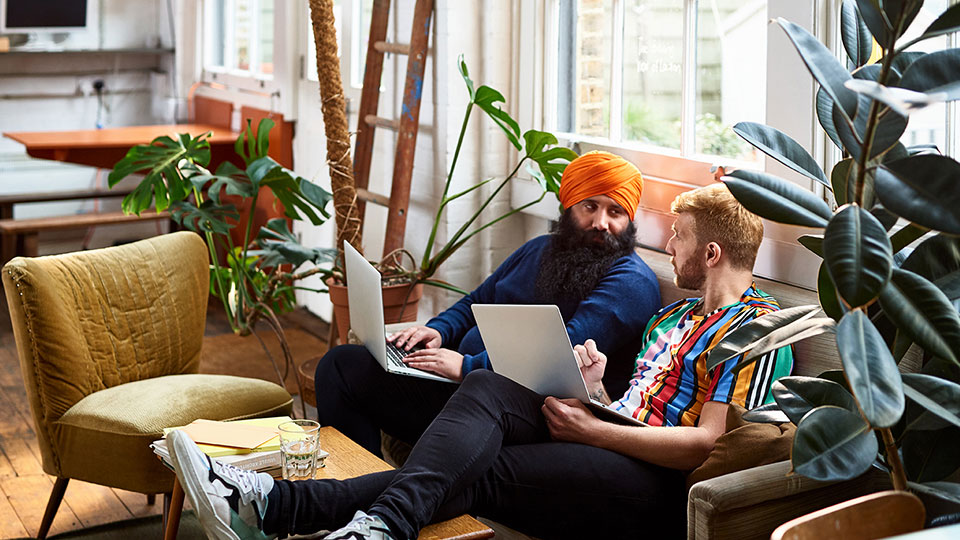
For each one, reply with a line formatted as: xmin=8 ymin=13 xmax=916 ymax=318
xmin=108 ymin=119 xmax=337 ymax=390
xmin=706 ymin=0 xmax=960 ymax=506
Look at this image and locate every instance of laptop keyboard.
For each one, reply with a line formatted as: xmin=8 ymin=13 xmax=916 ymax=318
xmin=385 ymin=341 xmax=424 ymax=369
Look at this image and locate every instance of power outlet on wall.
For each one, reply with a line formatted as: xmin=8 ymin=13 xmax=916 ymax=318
xmin=76 ymin=77 xmax=106 ymax=97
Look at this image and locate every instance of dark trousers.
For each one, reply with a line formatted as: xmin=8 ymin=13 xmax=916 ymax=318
xmin=265 ymin=353 xmax=686 ymax=540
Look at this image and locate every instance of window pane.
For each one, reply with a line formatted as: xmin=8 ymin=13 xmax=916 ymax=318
xmin=622 ymin=0 xmax=683 ymax=150
xmin=259 ymin=0 xmax=274 ymax=75
xmin=695 ymin=0 xmax=766 ymax=162
xmin=208 ymin=0 xmax=225 ymax=67
xmin=897 ymin=2 xmax=950 ymax=155
xmin=557 ymin=0 xmax=613 ymax=138
xmin=234 ymin=0 xmax=254 ymax=71
xmin=351 ymin=0 xmax=374 ymax=88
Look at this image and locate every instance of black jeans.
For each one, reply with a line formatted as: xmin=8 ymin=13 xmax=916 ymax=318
xmin=312 ymin=344 xmax=459 ymax=457
xmin=266 ymin=363 xmax=686 ymax=539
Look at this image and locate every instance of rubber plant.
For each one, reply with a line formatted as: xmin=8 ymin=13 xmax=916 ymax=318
xmin=706 ymin=0 xmax=960 ymax=505
xmin=107 ymin=119 xmax=338 ymax=391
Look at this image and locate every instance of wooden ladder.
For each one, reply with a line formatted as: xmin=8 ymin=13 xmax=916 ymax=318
xmin=352 ymin=0 xmax=434 ymax=258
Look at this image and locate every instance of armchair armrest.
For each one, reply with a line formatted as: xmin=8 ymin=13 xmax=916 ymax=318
xmin=687 ymin=460 xmax=892 ymax=540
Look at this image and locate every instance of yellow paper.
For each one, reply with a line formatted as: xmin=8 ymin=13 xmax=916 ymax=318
xmin=181 ymin=421 xmax=277 ymax=449
xmin=164 ymin=416 xmax=292 ymax=456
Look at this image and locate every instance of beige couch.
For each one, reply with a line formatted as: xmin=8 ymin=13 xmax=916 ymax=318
xmin=385 ymin=246 xmax=913 ymax=539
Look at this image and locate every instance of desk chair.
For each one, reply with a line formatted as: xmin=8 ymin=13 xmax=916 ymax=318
xmin=770 ymin=490 xmax=925 ymax=540
xmin=2 ymin=231 xmax=293 ymax=539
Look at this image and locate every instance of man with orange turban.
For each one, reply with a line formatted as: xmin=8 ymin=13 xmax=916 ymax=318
xmin=312 ymin=150 xmax=660 ymax=456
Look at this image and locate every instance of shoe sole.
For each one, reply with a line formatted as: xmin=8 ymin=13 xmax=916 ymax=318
xmin=169 ymin=431 xmax=242 ymax=540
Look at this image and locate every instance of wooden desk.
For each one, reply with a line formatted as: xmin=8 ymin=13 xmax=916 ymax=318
xmin=3 ymin=124 xmax=241 ymax=170
xmin=163 ymin=427 xmax=493 ymax=540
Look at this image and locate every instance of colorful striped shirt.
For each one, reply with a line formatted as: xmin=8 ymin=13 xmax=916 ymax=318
xmin=610 ymin=283 xmax=793 ymax=427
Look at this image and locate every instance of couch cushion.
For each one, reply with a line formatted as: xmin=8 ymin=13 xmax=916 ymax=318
xmin=686 ymin=404 xmax=795 ymax=489
xmin=53 ymin=374 xmax=292 ymax=492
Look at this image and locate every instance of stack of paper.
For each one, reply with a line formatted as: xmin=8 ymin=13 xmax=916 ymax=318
xmin=152 ymin=416 xmax=292 ymax=474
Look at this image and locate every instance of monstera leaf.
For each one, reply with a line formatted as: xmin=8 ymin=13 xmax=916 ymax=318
xmin=524 ymin=130 xmax=578 ymax=196
xmin=109 ymin=132 xmax=211 ymax=214
xmin=170 ymin=199 xmax=239 ymax=235
xmin=460 ymin=56 xmax=521 ymax=151
xmin=252 ymin=218 xmax=339 ymax=268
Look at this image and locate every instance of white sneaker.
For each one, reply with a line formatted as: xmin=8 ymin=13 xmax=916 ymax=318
xmin=325 ymin=511 xmax=396 ymax=540
xmin=168 ymin=429 xmax=277 ymax=540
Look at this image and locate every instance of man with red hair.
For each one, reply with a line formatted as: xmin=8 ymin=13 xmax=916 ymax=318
xmin=313 ymin=150 xmax=661 ymax=457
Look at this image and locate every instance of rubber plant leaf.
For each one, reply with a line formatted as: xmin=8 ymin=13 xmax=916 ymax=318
xmin=722 ymin=169 xmax=833 ymax=228
xmin=836 ymin=310 xmax=905 ymax=428
xmin=772 ymin=376 xmax=860 ymax=426
xmin=733 ymin=122 xmax=829 ymax=187
xmin=876 ymin=155 xmax=960 ymax=235
xmin=879 ymin=268 xmax=960 ymax=367
xmin=792 ymin=405 xmax=878 ymax=481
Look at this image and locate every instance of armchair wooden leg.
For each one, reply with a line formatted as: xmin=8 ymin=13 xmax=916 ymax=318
xmin=37 ymin=477 xmax=69 ymax=540
xmin=147 ymin=493 xmax=156 ymax=505
xmin=162 ymin=478 xmax=185 ymax=540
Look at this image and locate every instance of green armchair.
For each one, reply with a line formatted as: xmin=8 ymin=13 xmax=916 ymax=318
xmin=2 ymin=231 xmax=293 ymax=539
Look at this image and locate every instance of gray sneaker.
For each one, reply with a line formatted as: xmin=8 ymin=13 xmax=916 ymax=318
xmin=168 ymin=429 xmax=277 ymax=540
xmin=325 ymin=511 xmax=396 ymax=540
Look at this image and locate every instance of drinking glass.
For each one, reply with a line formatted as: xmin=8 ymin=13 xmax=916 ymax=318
xmin=278 ymin=419 xmax=321 ymax=481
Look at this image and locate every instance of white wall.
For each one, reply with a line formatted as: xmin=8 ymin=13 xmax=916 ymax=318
xmin=0 ymin=0 xmax=177 ymax=249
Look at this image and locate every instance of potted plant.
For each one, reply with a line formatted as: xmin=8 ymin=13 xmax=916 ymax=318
xmin=108 ymin=119 xmax=338 ymax=396
xmin=321 ymin=56 xmax=578 ymax=341
xmin=704 ymin=0 xmax=960 ymax=515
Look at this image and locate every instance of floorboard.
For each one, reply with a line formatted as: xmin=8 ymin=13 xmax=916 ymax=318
xmin=3 ymin=475 xmax=81 ymax=537
xmin=61 ymin=481 xmax=133 ymax=529
xmin=0 ymin=491 xmax=29 ymax=539
xmin=0 ymin=293 xmax=329 ymax=537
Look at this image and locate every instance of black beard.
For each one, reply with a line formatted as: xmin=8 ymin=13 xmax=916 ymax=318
xmin=534 ymin=211 xmax=638 ymax=304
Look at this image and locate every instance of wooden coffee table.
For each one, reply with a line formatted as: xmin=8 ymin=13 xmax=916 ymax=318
xmin=163 ymin=426 xmax=493 ymax=540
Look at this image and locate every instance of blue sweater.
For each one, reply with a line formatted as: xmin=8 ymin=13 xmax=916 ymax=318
xmin=426 ymin=235 xmax=661 ymax=395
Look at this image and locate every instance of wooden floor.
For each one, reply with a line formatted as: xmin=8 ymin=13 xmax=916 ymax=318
xmin=0 ymin=299 xmax=329 ymax=539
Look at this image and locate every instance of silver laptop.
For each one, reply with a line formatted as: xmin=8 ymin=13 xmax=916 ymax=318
xmin=472 ymin=304 xmax=645 ymax=426
xmin=343 ymin=241 xmax=456 ymax=383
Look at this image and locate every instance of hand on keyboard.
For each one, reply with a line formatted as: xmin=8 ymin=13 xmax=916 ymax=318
xmin=388 ymin=325 xmax=442 ymax=350
xmin=401 ymin=347 xmax=464 ymax=382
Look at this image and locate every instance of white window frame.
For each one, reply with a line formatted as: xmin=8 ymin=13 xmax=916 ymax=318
xmin=301 ymin=0 xmax=368 ymax=107
xmin=514 ymin=0 xmax=824 ymax=289
xmin=540 ymin=0 xmax=775 ymax=179
xmin=197 ymin=0 xmax=296 ymax=117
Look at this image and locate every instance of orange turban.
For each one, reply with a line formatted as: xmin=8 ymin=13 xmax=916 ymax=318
xmin=558 ymin=151 xmax=644 ymax=218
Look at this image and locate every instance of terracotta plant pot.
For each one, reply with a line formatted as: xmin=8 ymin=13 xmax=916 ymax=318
xmin=326 ymin=278 xmax=423 ymax=344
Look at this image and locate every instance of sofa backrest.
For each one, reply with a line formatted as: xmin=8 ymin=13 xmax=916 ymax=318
xmin=636 ymin=247 xmax=920 ymax=378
